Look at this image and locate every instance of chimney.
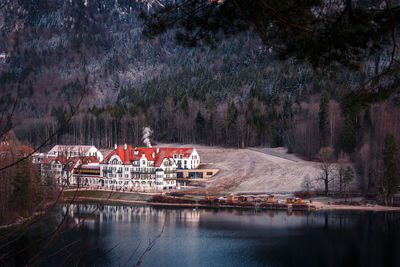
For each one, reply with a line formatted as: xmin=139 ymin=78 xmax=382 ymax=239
xmin=114 ymin=144 xmax=117 ymax=149
xmin=124 ymin=144 xmax=127 ymax=150
xmin=152 ymin=152 xmax=155 ymax=158
xmin=156 ymin=148 xmax=159 ymax=154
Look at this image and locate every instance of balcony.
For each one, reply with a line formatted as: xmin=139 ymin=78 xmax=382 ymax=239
xmin=131 ymin=171 xmax=154 ymax=175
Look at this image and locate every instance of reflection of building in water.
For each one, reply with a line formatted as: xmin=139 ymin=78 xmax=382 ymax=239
xmin=61 ymin=204 xmax=361 ymax=230
xmin=62 ymin=204 xmax=202 ymax=225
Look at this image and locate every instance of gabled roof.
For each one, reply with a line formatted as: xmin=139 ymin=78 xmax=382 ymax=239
xmin=134 ymin=147 xmax=194 ymax=166
xmin=102 ymin=145 xmax=135 ymax=164
xmin=101 ymin=145 xmax=195 ymax=167
xmin=135 ymin=147 xmax=194 ymax=158
xmin=54 ymin=155 xmax=68 ymax=164
xmin=43 ymin=155 xmax=67 ymax=165
xmin=81 ymin=156 xmax=99 ymax=164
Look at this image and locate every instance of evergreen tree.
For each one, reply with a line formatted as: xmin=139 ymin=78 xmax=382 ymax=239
xmin=338 ymin=115 xmax=356 ymax=153
xmin=383 ymin=134 xmax=399 ymax=203
xmin=195 ymin=110 xmax=205 ymax=143
xmin=318 ymin=91 xmax=330 ymax=147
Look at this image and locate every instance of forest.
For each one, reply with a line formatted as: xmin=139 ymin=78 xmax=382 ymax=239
xmin=0 ymin=0 xmax=399 ymax=197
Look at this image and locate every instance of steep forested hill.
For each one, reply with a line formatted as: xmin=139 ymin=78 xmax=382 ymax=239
xmin=1 ymin=0 xmax=400 ymax=194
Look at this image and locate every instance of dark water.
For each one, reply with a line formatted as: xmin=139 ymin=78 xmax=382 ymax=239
xmin=2 ymin=204 xmax=400 ymax=267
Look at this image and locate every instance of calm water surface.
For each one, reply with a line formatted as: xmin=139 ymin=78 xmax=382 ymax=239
xmin=3 ymin=204 xmax=400 ymax=266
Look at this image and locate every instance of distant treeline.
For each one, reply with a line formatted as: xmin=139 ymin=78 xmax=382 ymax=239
xmin=1 ymin=0 xmax=399 ymax=196
xmin=14 ymin=71 xmax=400 ymax=196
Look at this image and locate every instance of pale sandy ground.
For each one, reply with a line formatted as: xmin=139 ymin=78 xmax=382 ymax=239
xmin=311 ymin=201 xmax=400 ymax=211
xmin=157 ymin=143 xmax=322 ymax=194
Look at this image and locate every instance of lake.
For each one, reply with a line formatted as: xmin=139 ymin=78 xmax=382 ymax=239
xmin=2 ymin=204 xmax=400 ymax=266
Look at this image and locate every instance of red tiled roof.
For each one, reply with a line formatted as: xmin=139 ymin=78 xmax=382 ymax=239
xmin=81 ymin=156 xmax=99 ymax=164
xmin=102 ymin=145 xmax=135 ymax=164
xmin=102 ymin=145 xmax=195 ymax=167
xmin=135 ymin=147 xmax=193 ymax=158
xmin=42 ymin=155 xmax=67 ymax=165
xmin=133 ymin=147 xmax=194 ymax=166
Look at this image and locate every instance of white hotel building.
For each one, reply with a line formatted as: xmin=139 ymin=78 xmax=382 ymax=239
xmin=40 ymin=144 xmax=200 ymax=191
xmin=99 ymin=145 xmax=200 ymax=190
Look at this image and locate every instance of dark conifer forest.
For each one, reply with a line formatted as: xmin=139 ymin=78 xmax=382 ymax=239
xmin=1 ymin=0 xmax=400 ymax=194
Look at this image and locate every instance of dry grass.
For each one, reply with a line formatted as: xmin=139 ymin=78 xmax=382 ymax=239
xmin=158 ymin=143 xmax=322 ymax=194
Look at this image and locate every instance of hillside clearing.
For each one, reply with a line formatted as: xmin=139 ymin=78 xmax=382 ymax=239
xmin=158 ymin=144 xmax=322 ymax=194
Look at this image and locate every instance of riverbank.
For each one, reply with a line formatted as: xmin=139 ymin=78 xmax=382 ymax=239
xmin=0 ymin=211 xmax=46 ymax=229
xmin=61 ymin=190 xmax=400 ymax=212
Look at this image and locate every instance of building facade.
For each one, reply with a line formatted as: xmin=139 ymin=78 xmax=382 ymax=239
xmin=134 ymin=147 xmax=201 ymax=170
xmin=99 ymin=145 xmax=179 ymax=190
xmin=39 ymin=144 xmax=202 ymax=191
xmin=47 ymin=145 xmax=103 ymax=162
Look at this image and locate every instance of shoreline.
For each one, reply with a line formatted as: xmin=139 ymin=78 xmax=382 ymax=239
xmin=311 ymin=201 xmax=400 ymax=211
xmin=61 ymin=196 xmax=400 ymax=212
xmin=62 ymin=196 xmax=310 ymax=211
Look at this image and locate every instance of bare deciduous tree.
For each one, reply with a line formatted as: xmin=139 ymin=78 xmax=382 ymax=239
xmin=317 ymin=147 xmax=335 ymax=196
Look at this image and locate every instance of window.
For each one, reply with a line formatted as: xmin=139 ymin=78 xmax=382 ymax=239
xmin=189 ymin=172 xmax=203 ymax=178
xmin=180 ymin=155 xmax=183 ymax=159
xmin=207 ymin=172 xmax=213 ymax=175
xmin=174 ymin=154 xmax=177 ymax=158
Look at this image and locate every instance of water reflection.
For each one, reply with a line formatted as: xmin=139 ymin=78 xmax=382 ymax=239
xmin=62 ymin=203 xmax=396 ymax=232
xmin=2 ymin=204 xmax=400 ymax=267
xmin=63 ymin=204 xmax=202 ymax=225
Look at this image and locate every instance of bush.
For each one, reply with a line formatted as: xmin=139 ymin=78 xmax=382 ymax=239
xmin=294 ymin=190 xmax=316 ymax=199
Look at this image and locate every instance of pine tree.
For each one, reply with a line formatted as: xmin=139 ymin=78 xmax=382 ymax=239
xmin=383 ymin=134 xmax=399 ymax=203
xmin=338 ymin=115 xmax=356 ymax=153
xmin=195 ymin=110 xmax=205 ymax=143
xmin=318 ymin=91 xmax=330 ymax=147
